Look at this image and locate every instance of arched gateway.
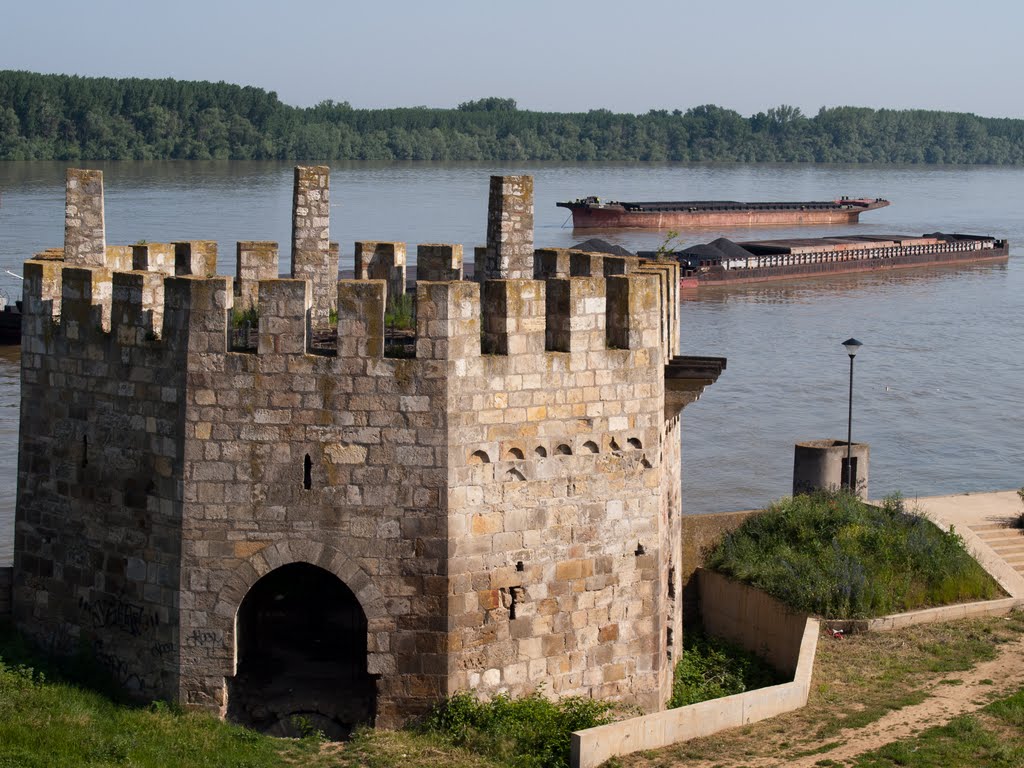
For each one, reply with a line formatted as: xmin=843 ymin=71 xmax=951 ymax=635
xmin=226 ymin=562 xmax=377 ymax=739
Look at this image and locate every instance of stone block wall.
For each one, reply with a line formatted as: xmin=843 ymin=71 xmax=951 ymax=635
xmin=416 ymin=244 xmax=463 ymax=282
xmin=235 ymin=241 xmax=279 ymax=311
xmin=483 ymin=176 xmax=533 ymax=280
xmin=64 ymin=169 xmax=105 ymax=267
xmin=444 ymin=268 xmax=673 ymax=710
xmin=132 ymin=243 xmax=177 ymax=276
xmin=175 ymin=276 xmax=458 ymax=722
xmin=175 ymin=241 xmax=218 ymax=277
xmin=290 ymin=166 xmax=336 ymax=326
xmin=355 ymin=241 xmax=407 ymax=301
xmin=15 ymin=258 xmax=195 ymax=700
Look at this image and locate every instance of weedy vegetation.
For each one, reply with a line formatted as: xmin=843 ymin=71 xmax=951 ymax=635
xmin=414 ymin=689 xmax=621 ymax=768
xmin=668 ymin=627 xmax=784 ymax=708
xmin=385 ymin=293 xmax=415 ymax=331
xmin=231 ymin=305 xmax=259 ymax=330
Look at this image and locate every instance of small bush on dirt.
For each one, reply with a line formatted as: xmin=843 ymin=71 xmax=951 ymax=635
xmin=706 ymin=490 xmax=1000 ymax=619
xmin=669 ymin=627 xmax=784 ymax=708
xmin=420 ymin=689 xmax=619 ymax=768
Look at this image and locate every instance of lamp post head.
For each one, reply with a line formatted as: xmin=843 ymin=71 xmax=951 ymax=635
xmin=842 ymin=338 xmax=863 ymax=358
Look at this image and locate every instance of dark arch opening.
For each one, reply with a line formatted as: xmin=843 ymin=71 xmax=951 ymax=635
xmin=227 ymin=562 xmax=376 ymax=739
xmin=303 ymin=454 xmax=312 ymax=490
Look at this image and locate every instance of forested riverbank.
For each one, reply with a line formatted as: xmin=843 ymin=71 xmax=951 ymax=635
xmin=3 ymin=71 xmax=1024 ymax=164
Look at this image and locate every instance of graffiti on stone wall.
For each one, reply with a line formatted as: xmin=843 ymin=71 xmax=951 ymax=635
xmin=42 ymin=622 xmax=75 ymax=655
xmin=150 ymin=641 xmax=175 ymax=658
xmin=92 ymin=638 xmax=150 ymax=692
xmin=185 ymin=629 xmax=221 ymax=648
xmin=78 ymin=595 xmax=160 ymax=637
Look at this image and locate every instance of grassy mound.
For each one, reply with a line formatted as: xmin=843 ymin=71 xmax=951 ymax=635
xmin=706 ymin=490 xmax=1001 ymax=619
xmin=668 ymin=627 xmax=785 ymax=708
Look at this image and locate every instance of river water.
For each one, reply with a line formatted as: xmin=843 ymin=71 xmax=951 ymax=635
xmin=1 ymin=161 xmax=1022 ymax=563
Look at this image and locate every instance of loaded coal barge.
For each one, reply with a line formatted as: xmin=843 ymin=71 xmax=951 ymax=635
xmin=637 ymin=233 xmax=1009 ymax=287
xmin=557 ymin=196 xmax=889 ymax=229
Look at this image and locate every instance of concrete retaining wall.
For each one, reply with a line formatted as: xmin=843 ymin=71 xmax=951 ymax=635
xmin=827 ymin=596 xmax=1023 ymax=635
xmin=570 ymin=576 xmax=819 ymax=768
xmin=0 ymin=567 xmax=11 ymax=617
xmin=697 ymin=569 xmax=809 ymax=675
xmin=680 ymin=511 xmax=758 ymax=624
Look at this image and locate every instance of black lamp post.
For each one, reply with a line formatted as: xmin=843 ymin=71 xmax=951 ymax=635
xmin=841 ymin=338 xmax=863 ymax=489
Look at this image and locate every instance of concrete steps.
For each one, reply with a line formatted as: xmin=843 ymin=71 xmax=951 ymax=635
xmin=967 ymin=523 xmax=1024 ymax=575
xmin=979 ymin=538 xmax=1024 ymax=554
xmin=974 ymin=527 xmax=1024 ymax=539
xmin=970 ymin=524 xmax=1011 ymax=536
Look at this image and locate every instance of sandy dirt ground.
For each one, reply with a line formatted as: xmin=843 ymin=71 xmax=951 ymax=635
xmin=776 ymin=634 xmax=1024 ymax=767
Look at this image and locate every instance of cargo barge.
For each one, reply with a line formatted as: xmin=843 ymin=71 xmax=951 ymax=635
xmin=637 ymin=233 xmax=1009 ymax=287
xmin=557 ymin=196 xmax=889 ymax=229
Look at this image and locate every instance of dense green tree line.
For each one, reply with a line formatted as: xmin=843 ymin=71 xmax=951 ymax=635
xmin=3 ymin=70 xmax=1024 ymax=164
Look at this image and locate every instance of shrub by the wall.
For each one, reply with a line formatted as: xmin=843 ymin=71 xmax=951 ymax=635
xmin=420 ymin=689 xmax=619 ymax=768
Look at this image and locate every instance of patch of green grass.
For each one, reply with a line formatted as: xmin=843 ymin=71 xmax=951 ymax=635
xmin=668 ymin=627 xmax=785 ymax=708
xmin=851 ymin=712 xmax=1024 ymax=767
xmin=787 ymin=740 xmax=844 ymax=758
xmin=418 ymin=689 xmax=620 ymax=768
xmin=333 ymin=728 xmax=500 ymax=768
xmin=811 ymin=691 xmax=927 ymax=741
xmin=0 ymin=621 xmax=319 ymax=768
xmin=706 ymin=490 xmax=1001 ymax=619
xmin=385 ymin=293 xmax=415 ymax=331
xmin=985 ymin=688 xmax=1024 ymax=727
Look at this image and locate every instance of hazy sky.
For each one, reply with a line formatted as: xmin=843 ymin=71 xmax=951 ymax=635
xmin=4 ymin=0 xmax=1021 ymax=118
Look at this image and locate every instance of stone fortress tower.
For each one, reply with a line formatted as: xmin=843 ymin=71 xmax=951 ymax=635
xmin=13 ymin=168 xmax=724 ymax=736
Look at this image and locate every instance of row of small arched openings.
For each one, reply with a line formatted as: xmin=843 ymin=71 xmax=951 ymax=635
xmin=469 ymin=437 xmax=643 ymax=466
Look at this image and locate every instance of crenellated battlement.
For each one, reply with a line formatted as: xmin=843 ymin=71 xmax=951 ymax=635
xmin=23 ymin=166 xmax=677 ymax=368
xmin=24 ymin=260 xmax=671 ymax=371
xmin=15 ymin=166 xmax=717 ymax=736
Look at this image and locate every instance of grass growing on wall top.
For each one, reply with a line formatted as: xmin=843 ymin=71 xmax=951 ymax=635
xmin=385 ymin=293 xmax=415 ymax=331
xmin=706 ymin=490 xmax=1001 ymax=619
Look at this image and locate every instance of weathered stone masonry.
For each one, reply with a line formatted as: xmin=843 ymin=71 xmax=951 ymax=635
xmin=13 ymin=167 xmax=723 ymax=735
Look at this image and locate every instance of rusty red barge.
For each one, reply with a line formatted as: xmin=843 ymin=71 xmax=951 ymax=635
xmin=638 ymin=233 xmax=1009 ymax=287
xmin=557 ymin=196 xmax=889 ymax=229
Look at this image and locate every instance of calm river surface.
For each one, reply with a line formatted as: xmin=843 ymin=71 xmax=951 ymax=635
xmin=1 ymin=161 xmax=1022 ymax=563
